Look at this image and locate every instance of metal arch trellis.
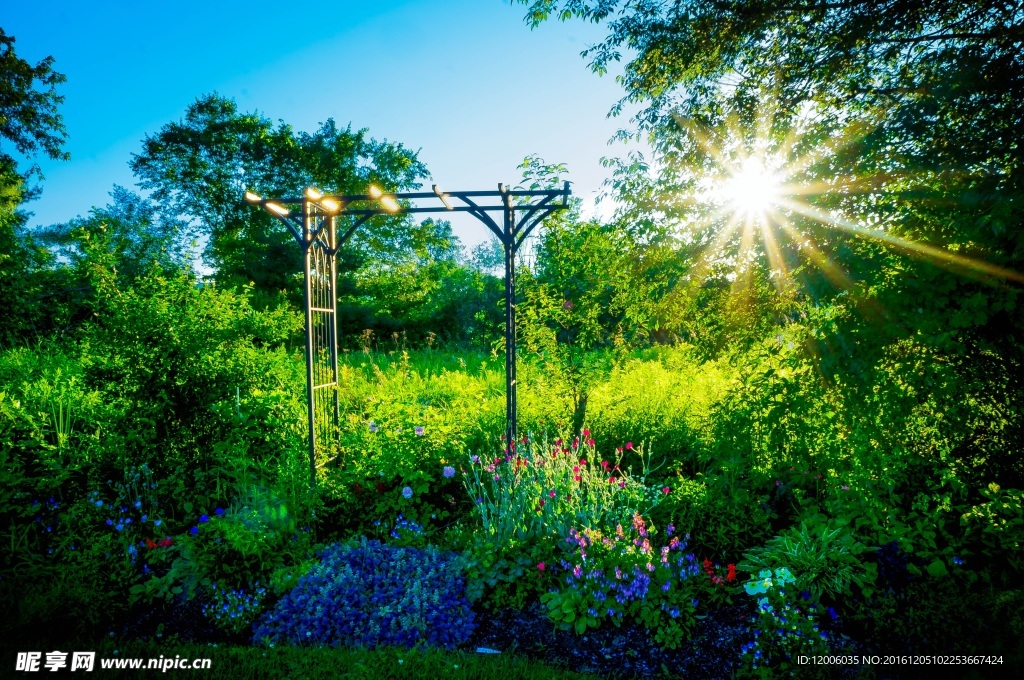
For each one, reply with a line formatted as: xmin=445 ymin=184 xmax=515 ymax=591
xmin=246 ymin=182 xmax=571 ymax=488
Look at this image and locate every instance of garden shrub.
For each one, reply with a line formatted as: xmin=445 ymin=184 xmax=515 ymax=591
xmin=202 ymin=581 xmax=269 ymax=637
xmin=541 ymin=514 xmax=738 ymax=649
xmin=459 ymin=432 xmax=667 ymax=607
xmin=254 ymin=538 xmax=475 ymax=649
xmin=657 ymin=471 xmax=776 ymax=559
xmin=737 ymin=567 xmax=846 ymax=678
xmin=739 ymin=515 xmax=877 ymax=602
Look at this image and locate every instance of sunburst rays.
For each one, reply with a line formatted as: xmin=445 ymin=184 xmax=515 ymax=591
xmin=669 ymin=109 xmax=1024 ymax=298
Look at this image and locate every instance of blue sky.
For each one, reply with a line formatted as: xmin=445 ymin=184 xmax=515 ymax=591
xmin=5 ymin=1 xmax=640 ymax=250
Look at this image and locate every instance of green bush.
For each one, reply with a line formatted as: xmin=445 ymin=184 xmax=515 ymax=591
xmin=739 ymin=515 xmax=877 ymax=602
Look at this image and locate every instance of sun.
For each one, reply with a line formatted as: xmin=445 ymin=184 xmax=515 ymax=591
xmin=717 ymin=157 xmax=782 ymax=221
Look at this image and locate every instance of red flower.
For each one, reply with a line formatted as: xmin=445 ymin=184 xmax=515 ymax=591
xmin=145 ymin=539 xmax=157 ymax=550
xmin=586 ymin=438 xmax=595 ymax=447
xmin=726 ymin=564 xmax=737 ymax=583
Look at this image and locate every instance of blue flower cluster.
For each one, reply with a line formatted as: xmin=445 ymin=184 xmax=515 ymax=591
xmin=390 ymin=513 xmax=422 ymax=540
xmin=202 ymin=582 xmax=269 ymax=636
xmin=253 ymin=539 xmax=475 ymax=650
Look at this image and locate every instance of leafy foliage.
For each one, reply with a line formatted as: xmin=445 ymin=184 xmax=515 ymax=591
xmin=0 ymin=27 xmax=68 ymax=180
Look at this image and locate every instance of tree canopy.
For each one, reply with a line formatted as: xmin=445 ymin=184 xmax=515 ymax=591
xmin=0 ymin=27 xmax=68 ymax=186
xmin=129 ymin=93 xmax=457 ymax=298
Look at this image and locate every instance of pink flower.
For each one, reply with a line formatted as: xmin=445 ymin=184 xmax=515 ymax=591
xmin=573 ymin=466 xmax=580 ymax=473
xmin=549 ymin=490 xmax=556 ymax=498
xmin=586 ymin=438 xmax=595 ymax=447
xmin=662 ymin=487 xmax=671 ymax=494
xmin=537 ymin=562 xmax=546 ymax=571
xmin=582 ymin=429 xmax=590 ymax=438
xmin=625 ymin=442 xmax=634 ymax=450
xmin=842 ymin=485 xmax=850 ymax=491
xmin=415 ymin=426 xmax=425 ymax=436
xmin=574 ymin=475 xmax=581 ymax=482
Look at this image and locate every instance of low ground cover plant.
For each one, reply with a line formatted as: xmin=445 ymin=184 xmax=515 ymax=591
xmin=254 ymin=538 xmax=475 ymax=650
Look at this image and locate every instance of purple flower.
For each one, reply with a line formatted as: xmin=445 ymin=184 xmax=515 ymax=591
xmin=402 ymin=487 xmax=413 ymax=499
xmin=189 ymin=526 xmax=199 ymax=536
xmin=368 ymin=421 xmax=378 ymax=433
xmin=215 ymin=508 xmax=225 ymax=516
xmin=199 ymin=514 xmax=210 ymax=523
xmin=415 ymin=426 xmax=425 ymax=436
xmin=470 ymin=455 xmax=480 ymax=464
xmin=666 ymin=524 xmax=674 ymax=536
xmin=443 ymin=466 xmax=455 ymax=478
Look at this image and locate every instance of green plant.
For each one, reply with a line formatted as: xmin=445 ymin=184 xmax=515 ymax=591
xmin=541 ymin=516 xmax=735 ymax=649
xmin=739 ymin=516 xmax=877 ymax=601
xmin=464 ymin=432 xmax=663 ymax=546
xmin=738 ymin=568 xmax=839 ymax=678
xmin=961 ymin=483 xmax=1024 ymax=573
xmin=202 ymin=581 xmax=269 ymax=637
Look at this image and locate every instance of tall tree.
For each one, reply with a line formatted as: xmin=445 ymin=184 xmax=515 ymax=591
xmin=0 ymin=28 xmax=68 ymax=346
xmin=0 ymin=27 xmax=68 ymax=186
xmin=130 ymin=94 xmax=447 ymax=301
xmin=519 ymin=0 xmax=1024 ymax=481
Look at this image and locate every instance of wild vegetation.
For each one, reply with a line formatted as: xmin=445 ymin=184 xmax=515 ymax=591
xmin=3 ymin=3 xmax=1024 ymax=677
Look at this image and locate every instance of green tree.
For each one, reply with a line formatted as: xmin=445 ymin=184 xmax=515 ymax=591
xmin=0 ymin=28 xmax=68 ymax=346
xmin=518 ymin=0 xmax=1024 ymax=488
xmin=0 ymin=27 xmax=68 ymax=185
xmin=130 ymin=94 xmax=449 ymax=305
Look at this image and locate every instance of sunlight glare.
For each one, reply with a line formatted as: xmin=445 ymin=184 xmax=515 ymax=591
xmin=719 ymin=158 xmax=781 ymax=220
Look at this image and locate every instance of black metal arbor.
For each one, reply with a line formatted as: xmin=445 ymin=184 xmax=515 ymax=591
xmin=245 ymin=182 xmax=571 ymax=487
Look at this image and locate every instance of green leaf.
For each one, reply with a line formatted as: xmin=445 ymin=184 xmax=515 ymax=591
xmin=926 ymin=559 xmax=948 ymax=578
